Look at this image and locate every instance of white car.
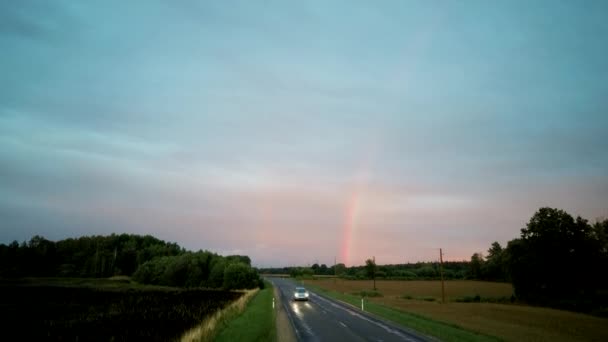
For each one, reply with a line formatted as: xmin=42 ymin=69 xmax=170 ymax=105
xmin=293 ymin=286 xmax=309 ymax=301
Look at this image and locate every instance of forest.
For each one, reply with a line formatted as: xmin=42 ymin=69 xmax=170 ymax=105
xmin=0 ymin=233 xmax=262 ymax=290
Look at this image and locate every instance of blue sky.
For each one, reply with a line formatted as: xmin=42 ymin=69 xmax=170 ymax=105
xmin=1 ymin=1 xmax=607 ymax=266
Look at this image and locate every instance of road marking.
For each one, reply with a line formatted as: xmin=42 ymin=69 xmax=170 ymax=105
xmin=311 ymin=293 xmax=421 ymax=342
xmin=339 ymin=321 xmax=347 ymax=328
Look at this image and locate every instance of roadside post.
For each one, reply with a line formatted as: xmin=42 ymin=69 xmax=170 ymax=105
xmin=361 ymin=297 xmax=364 ymax=311
xmin=272 ymin=297 xmax=275 ymax=309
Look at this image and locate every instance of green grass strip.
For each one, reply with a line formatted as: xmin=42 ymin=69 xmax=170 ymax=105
xmin=215 ymin=282 xmax=276 ymax=342
xmin=305 ymin=283 xmax=501 ymax=342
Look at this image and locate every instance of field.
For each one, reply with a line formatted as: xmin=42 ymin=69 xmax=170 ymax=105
xmin=304 ymin=279 xmax=514 ymax=301
xmin=0 ymin=278 xmax=243 ymax=341
xmin=304 ymin=279 xmax=608 ymax=342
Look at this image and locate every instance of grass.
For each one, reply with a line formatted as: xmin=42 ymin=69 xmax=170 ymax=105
xmin=306 ymin=279 xmax=515 ymax=301
xmin=213 ymin=281 xmax=276 ymax=342
xmin=304 ymin=279 xmax=608 ymax=342
xmin=180 ymin=288 xmax=259 ymax=342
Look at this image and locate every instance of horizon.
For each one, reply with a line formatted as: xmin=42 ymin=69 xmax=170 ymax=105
xmin=1 ymin=1 xmax=607 ymax=268
xmin=3 ymin=231 xmax=482 ymax=268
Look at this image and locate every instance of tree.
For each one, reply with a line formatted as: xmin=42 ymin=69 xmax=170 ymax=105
xmin=163 ymin=254 xmax=190 ymax=287
xmin=226 ymin=255 xmax=251 ymax=266
xmin=487 ymin=242 xmax=502 ymax=259
xmin=223 ymin=263 xmax=259 ymax=290
xmin=505 ymin=207 xmax=605 ymax=310
xmin=208 ymin=259 xmax=227 ymax=288
xmin=483 ymin=242 xmax=505 ymax=281
xmin=469 ymin=253 xmax=484 ymax=279
xmin=333 ymin=263 xmax=346 ymax=276
xmin=592 ymin=219 xmax=608 ymax=290
xmin=365 ymin=258 xmax=377 ymax=290
xmin=289 ymin=267 xmax=314 ymax=278
xmin=319 ymin=264 xmax=328 ymax=275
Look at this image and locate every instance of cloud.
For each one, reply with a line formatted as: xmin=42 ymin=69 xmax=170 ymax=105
xmin=1 ymin=1 xmax=607 ymax=266
xmin=0 ymin=2 xmax=79 ymax=40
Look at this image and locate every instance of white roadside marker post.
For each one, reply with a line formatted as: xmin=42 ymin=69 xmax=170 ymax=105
xmin=361 ymin=298 xmax=364 ymax=311
xmin=273 ymin=297 xmax=275 ymax=309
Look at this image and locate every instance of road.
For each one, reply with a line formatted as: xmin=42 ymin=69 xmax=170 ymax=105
xmin=268 ymin=277 xmax=433 ymax=342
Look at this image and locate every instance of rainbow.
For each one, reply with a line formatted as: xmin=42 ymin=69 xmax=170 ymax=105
xmin=340 ymin=190 xmax=361 ymax=266
xmin=339 ymin=140 xmax=379 ymax=266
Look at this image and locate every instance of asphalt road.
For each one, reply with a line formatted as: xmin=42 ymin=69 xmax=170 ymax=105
xmin=268 ymin=277 xmax=433 ymax=342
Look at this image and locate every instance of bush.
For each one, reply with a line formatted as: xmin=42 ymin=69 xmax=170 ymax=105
xmin=223 ymin=263 xmax=260 ymax=290
xmin=458 ymin=295 xmax=481 ymax=302
xmin=289 ymin=267 xmax=314 ymax=279
xmin=414 ymin=266 xmax=437 ymax=278
xmin=396 ymin=270 xmax=418 ymax=278
xmin=401 ymin=294 xmax=436 ymax=301
xmin=208 ymin=261 xmax=226 ymax=288
xmin=453 ymin=294 xmax=517 ymax=303
xmin=163 ymin=256 xmax=189 ymax=287
xmin=352 ymin=290 xmax=383 ymax=297
xmin=132 ymin=257 xmax=169 ymax=285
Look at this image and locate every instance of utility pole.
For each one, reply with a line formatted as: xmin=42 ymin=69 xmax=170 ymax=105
xmin=439 ymin=248 xmax=445 ymax=304
xmin=373 ymin=256 xmax=376 ymax=291
xmin=334 ymin=256 xmax=337 ymax=283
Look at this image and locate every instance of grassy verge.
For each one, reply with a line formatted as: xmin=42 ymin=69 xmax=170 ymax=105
xmin=180 ymin=288 xmax=258 ymax=342
xmin=305 ymin=283 xmax=500 ymax=342
xmin=214 ymin=281 xmax=276 ymax=342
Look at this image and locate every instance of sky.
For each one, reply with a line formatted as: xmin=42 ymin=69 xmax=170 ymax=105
xmin=1 ymin=1 xmax=607 ymax=267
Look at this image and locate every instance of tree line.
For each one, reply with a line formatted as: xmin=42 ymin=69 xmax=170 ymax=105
xmin=0 ymin=234 xmax=262 ymax=290
xmin=261 ymin=260 xmax=471 ymax=280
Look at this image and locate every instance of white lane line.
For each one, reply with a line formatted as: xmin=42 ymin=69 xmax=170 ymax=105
xmin=310 ymin=293 xmax=420 ymax=342
xmin=339 ymin=321 xmax=348 ymax=328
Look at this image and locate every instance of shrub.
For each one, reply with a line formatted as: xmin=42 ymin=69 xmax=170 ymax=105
xmin=457 ymin=295 xmax=481 ymax=303
xmin=223 ymin=263 xmax=259 ymax=290
xmin=396 ymin=270 xmax=418 ymax=278
xmin=452 ymin=294 xmax=515 ymax=303
xmin=208 ymin=260 xmax=226 ymax=288
xmin=414 ymin=266 xmax=437 ymax=278
xmin=289 ymin=267 xmax=314 ymax=278
xmin=352 ymin=290 xmax=383 ymax=297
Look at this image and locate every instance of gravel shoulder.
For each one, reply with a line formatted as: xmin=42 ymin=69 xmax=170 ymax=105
xmin=273 ymin=284 xmax=297 ymax=342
